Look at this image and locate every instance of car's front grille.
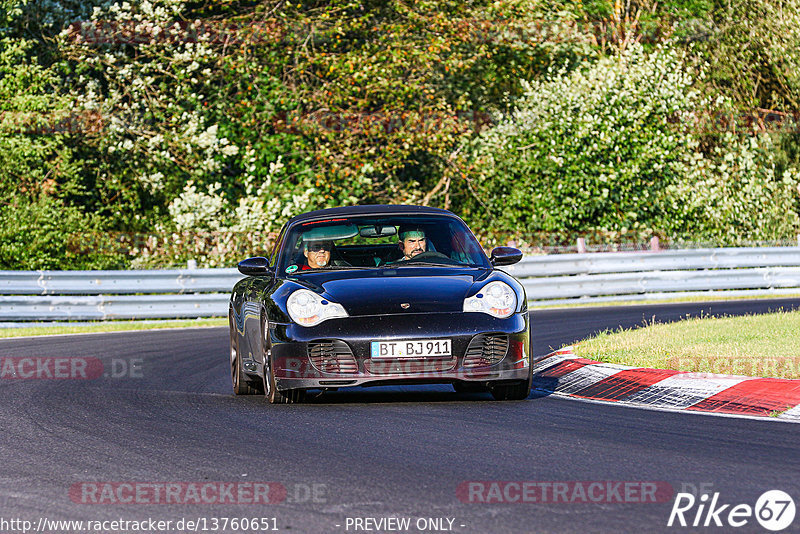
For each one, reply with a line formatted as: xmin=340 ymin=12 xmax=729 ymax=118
xmin=308 ymin=340 xmax=358 ymax=374
xmin=462 ymin=334 xmax=509 ymax=368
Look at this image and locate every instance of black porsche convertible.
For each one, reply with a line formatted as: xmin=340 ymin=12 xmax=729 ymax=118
xmin=229 ymin=204 xmax=531 ymax=403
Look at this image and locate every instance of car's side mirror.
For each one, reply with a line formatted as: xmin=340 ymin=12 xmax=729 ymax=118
xmin=237 ymin=257 xmax=273 ymax=276
xmin=490 ymin=246 xmax=522 ymax=267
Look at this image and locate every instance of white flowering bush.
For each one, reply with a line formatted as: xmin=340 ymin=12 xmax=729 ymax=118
xmin=141 ymin=159 xmax=316 ymax=267
xmin=167 ymin=181 xmax=226 ymax=231
xmin=59 ymin=0 xmax=242 ymax=193
xmin=55 ymin=0 xmax=321 ymax=266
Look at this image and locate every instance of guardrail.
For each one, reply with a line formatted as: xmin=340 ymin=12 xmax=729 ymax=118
xmin=0 ymin=268 xmax=243 ymax=295
xmin=0 ymin=268 xmax=242 ymax=321
xmin=504 ymin=247 xmax=800 ymax=306
xmin=1 ymin=246 xmax=799 ymax=320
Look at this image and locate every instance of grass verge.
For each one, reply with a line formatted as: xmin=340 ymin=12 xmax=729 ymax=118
xmin=530 ymin=292 xmax=800 ymax=309
xmin=0 ymin=318 xmax=228 ymax=338
xmin=571 ymin=310 xmax=800 ymax=379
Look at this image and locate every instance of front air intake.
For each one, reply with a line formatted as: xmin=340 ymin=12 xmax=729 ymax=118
xmin=308 ymin=340 xmax=358 ymax=374
xmin=462 ymin=334 xmax=509 ymax=368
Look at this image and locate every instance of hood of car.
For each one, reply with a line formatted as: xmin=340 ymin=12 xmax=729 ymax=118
xmin=294 ymin=267 xmax=490 ymax=316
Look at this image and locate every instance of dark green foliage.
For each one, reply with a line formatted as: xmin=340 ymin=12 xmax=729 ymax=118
xmin=0 ymin=197 xmax=127 ymax=269
xmin=0 ymin=0 xmax=798 ymax=269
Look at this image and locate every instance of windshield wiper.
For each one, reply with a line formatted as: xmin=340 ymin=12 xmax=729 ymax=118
xmin=324 ymin=266 xmax=374 ymax=270
xmin=288 ymin=266 xmax=372 ymax=274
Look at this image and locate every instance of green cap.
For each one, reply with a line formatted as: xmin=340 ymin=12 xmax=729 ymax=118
xmin=399 ymin=226 xmax=425 ymax=240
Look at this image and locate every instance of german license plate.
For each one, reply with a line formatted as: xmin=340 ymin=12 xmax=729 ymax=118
xmin=371 ymin=339 xmax=452 ymax=358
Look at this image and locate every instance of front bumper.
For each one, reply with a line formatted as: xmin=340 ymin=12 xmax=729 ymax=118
xmin=268 ymin=311 xmax=530 ymax=390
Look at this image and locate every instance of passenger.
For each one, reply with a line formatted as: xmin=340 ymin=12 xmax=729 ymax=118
xmin=302 ymin=239 xmax=333 ymax=270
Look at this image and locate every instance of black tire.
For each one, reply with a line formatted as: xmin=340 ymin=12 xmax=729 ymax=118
xmin=452 ymin=382 xmax=489 ymax=393
xmin=262 ymin=356 xmax=306 ymax=404
xmin=261 ymin=317 xmax=305 ymax=405
xmin=490 ymin=335 xmax=534 ymax=400
xmin=489 ymin=362 xmax=533 ymax=401
xmin=230 ymin=319 xmax=260 ymax=396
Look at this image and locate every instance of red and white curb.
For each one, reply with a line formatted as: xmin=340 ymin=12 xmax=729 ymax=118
xmin=532 ymin=348 xmax=800 ymax=421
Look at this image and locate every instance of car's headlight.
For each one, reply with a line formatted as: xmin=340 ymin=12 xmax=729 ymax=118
xmin=287 ymin=289 xmax=348 ymax=327
xmin=463 ymin=281 xmax=517 ymax=318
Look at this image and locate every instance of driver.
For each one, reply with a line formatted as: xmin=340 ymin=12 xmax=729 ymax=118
xmin=398 ymin=226 xmax=427 ymax=261
xmin=302 ymin=239 xmax=333 ymax=269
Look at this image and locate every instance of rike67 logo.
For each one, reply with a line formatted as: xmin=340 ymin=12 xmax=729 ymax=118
xmin=668 ymin=490 xmax=796 ymax=531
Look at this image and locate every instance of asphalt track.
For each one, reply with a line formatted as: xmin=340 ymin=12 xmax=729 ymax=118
xmin=1 ymin=298 xmax=800 ymax=534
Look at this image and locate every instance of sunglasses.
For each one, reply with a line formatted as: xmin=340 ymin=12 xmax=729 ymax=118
xmin=307 ymin=242 xmax=331 ymax=252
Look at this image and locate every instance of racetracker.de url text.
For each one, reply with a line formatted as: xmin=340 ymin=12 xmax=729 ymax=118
xmin=0 ymin=517 xmax=279 ymax=533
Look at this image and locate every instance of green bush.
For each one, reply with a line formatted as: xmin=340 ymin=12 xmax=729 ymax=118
xmin=464 ymin=43 xmax=800 ymax=243
xmin=0 ymin=197 xmax=127 ymax=270
xmin=672 ymin=132 xmax=800 ymax=243
xmin=464 ymin=44 xmax=702 ymax=240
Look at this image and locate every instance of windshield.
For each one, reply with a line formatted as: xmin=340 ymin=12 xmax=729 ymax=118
xmin=278 ymin=214 xmax=490 ymax=274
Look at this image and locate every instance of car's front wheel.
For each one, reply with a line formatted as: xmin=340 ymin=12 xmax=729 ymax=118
xmin=261 ymin=318 xmax=305 ymax=405
xmin=489 ymin=362 xmax=533 ymax=401
xmin=489 ymin=349 xmax=534 ymax=401
xmin=262 ymin=352 xmax=306 ymax=404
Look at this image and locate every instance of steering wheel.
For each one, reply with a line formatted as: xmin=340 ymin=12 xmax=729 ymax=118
xmin=404 ymin=251 xmax=460 ymax=265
